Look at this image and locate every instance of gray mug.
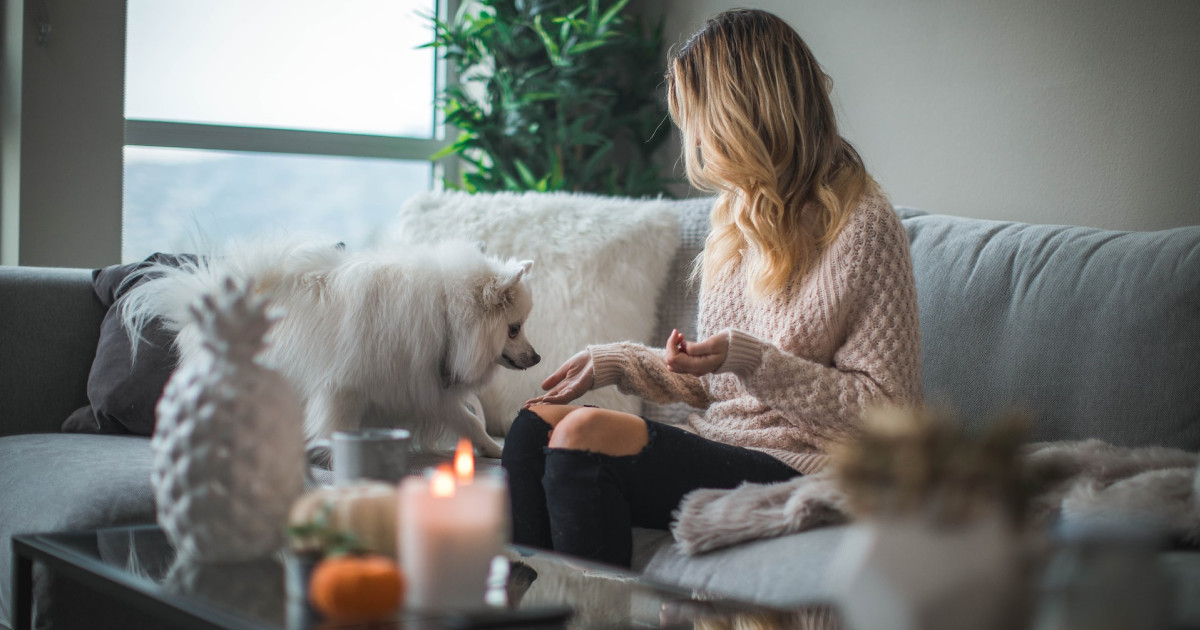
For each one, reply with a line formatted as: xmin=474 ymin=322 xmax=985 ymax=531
xmin=305 ymin=428 xmax=412 ymax=487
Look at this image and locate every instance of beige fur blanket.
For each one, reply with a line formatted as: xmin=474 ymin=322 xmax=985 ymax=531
xmin=671 ymin=440 xmax=1200 ymax=555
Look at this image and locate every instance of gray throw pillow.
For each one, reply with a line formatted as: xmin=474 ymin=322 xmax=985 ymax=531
xmin=61 ymin=253 xmax=195 ymax=435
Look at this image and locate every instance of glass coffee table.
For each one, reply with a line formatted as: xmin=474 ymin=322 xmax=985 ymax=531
xmin=13 ymin=525 xmax=840 ymax=629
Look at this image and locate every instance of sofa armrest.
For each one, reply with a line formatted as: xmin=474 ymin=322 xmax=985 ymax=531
xmin=0 ymin=266 xmax=103 ymax=437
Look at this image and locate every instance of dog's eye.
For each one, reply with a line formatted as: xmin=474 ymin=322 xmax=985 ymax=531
xmin=508 ymin=324 xmax=521 ymax=339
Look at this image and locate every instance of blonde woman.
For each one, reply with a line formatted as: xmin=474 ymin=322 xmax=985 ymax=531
xmin=501 ymin=8 xmax=923 ymax=568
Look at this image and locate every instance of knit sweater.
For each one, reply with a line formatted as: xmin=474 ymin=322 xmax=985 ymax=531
xmin=588 ymin=193 xmax=923 ymax=474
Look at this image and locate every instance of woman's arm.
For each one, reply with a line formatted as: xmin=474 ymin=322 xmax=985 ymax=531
xmin=590 ymin=341 xmax=712 ymax=409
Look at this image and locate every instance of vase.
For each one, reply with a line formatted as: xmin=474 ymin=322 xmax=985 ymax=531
xmin=151 ymin=277 xmax=306 ymax=562
xmin=827 ymin=511 xmax=1025 ymax=630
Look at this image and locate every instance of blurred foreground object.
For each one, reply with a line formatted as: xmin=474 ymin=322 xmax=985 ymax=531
xmin=1031 ymin=523 xmax=1172 ymax=630
xmin=827 ymin=407 xmax=1032 ymax=630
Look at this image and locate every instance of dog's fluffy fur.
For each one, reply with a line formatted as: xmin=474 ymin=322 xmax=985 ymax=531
xmin=121 ymin=238 xmax=539 ymax=458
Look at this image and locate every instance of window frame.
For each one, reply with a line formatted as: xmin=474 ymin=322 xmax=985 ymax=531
xmin=1 ymin=0 xmax=458 ymax=267
xmin=121 ymin=0 xmax=457 ymax=212
xmin=124 ymin=121 xmax=449 ymax=162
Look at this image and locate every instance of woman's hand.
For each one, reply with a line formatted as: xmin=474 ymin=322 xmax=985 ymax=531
xmin=524 ymin=350 xmax=595 ymax=407
xmin=665 ymin=329 xmax=729 ymax=376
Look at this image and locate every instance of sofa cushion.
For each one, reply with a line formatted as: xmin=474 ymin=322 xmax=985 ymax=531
xmin=0 ymin=434 xmax=156 ymax=628
xmin=0 ymin=433 xmax=339 ymax=629
xmin=61 ymin=254 xmax=197 ymax=436
xmin=902 ymin=212 xmax=1200 ymax=449
xmin=641 ymin=524 xmax=847 ymax=607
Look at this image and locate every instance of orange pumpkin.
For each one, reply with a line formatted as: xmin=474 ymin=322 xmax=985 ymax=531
xmin=308 ymin=554 xmax=405 ymax=622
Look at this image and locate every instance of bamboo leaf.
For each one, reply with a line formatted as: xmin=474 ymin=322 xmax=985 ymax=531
xmin=599 ymin=0 xmax=631 ymax=29
xmin=531 ymin=15 xmax=562 ymax=64
xmin=513 ymin=159 xmax=539 ymax=188
xmin=566 ymin=39 xmax=609 ymax=55
xmin=430 ymin=143 xmax=460 ymax=161
xmin=430 ymin=0 xmax=672 ymax=198
xmin=459 ymin=153 xmax=488 ymax=170
xmin=520 ymin=91 xmax=559 ymax=104
xmin=500 ymin=170 xmax=522 ymax=190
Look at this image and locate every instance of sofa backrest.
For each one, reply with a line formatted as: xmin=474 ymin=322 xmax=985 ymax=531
xmin=654 ymin=199 xmax=1200 ymax=450
xmin=898 ymin=208 xmax=1200 ymax=450
xmin=0 ymin=266 xmax=104 ymax=437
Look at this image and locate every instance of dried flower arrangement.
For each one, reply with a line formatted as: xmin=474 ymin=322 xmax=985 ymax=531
xmin=830 ymin=406 xmax=1036 ymax=527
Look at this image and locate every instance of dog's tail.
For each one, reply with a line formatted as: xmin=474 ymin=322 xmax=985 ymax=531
xmin=119 ymin=256 xmax=220 ymax=360
xmin=119 ymin=237 xmax=345 ymax=360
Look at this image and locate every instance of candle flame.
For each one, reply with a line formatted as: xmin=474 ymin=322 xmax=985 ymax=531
xmin=454 ymin=437 xmax=474 ymax=482
xmin=431 ymin=464 xmax=456 ymax=498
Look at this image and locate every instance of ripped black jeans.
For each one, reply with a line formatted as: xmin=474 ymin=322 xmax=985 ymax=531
xmin=500 ymin=407 xmax=802 ymax=568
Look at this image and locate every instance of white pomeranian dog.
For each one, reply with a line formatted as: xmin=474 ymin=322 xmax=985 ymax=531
xmin=120 ymin=238 xmax=539 ymax=458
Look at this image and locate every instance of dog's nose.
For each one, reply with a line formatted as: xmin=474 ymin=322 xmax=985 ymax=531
xmin=530 ymin=353 xmax=541 ymax=366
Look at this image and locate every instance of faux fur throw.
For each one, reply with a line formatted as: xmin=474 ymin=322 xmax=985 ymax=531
xmin=386 ymin=191 xmax=680 ymax=435
xmin=671 ymin=440 xmax=1200 ymax=555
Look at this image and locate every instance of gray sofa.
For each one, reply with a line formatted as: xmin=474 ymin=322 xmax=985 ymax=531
xmin=2 ymin=199 xmax=1199 ymax=629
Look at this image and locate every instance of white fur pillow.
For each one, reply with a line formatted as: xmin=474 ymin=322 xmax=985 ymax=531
xmin=386 ymin=191 xmax=681 ymax=435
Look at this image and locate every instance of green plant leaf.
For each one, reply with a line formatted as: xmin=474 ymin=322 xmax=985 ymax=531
xmin=430 ymin=132 xmax=473 ymax=160
xmin=500 ymin=170 xmax=522 ymax=190
xmin=520 ymin=91 xmax=559 ymax=104
xmin=513 ymin=159 xmax=539 ymax=188
xmin=531 ymin=15 xmax=562 ymax=65
xmin=428 ymin=0 xmax=672 ymax=198
xmin=566 ymin=38 xmax=609 ymax=55
xmin=598 ymin=0 xmax=632 ymax=28
xmin=559 ymin=16 xmax=571 ymax=42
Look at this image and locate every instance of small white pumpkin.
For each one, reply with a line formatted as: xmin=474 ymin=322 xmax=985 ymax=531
xmin=289 ymin=482 xmax=399 ymax=557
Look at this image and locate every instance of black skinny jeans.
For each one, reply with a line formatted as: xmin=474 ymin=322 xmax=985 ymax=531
xmin=501 ymin=407 xmax=802 ymax=568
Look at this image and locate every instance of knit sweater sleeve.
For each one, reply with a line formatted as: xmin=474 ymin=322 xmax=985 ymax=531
xmin=718 ymin=200 xmax=924 ymax=432
xmin=587 ymin=342 xmax=712 ymax=410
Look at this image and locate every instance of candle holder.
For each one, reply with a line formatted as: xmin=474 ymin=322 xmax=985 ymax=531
xmin=398 ymin=442 xmax=509 ymax=612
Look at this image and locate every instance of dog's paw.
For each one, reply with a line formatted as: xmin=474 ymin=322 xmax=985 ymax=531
xmin=478 ymin=439 xmax=504 ymax=459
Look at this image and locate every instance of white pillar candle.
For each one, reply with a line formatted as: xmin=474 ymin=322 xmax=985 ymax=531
xmin=399 ymin=440 xmax=507 ymax=612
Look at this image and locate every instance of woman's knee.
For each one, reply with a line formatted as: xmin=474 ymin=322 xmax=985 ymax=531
xmin=547 ymin=407 xmax=649 ymax=456
xmin=523 ymin=403 xmax=580 ymax=427
xmin=502 ymin=408 xmax=555 ymax=461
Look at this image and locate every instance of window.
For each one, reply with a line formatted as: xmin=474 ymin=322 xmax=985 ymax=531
xmin=122 ymin=0 xmax=447 ymax=262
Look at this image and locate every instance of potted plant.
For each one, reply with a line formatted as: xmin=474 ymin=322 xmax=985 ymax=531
xmin=427 ymin=0 xmax=672 ymax=197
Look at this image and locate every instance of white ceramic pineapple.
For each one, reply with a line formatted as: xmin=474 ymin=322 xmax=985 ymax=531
xmin=152 ymin=277 xmax=306 ymax=563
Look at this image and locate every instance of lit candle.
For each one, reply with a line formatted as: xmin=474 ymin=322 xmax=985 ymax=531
xmin=399 ymin=438 xmax=507 ymax=611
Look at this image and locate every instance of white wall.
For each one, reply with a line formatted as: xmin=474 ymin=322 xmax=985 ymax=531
xmin=654 ymin=0 xmax=1200 ymax=230
xmin=1 ymin=0 xmax=125 ymax=267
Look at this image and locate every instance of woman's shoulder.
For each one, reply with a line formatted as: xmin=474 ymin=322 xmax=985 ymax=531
xmin=834 ymin=189 xmax=907 ymax=252
xmin=852 ymin=189 xmax=898 ymax=225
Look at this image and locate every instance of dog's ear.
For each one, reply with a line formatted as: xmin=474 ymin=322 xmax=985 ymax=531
xmin=481 ymin=260 xmax=533 ymax=308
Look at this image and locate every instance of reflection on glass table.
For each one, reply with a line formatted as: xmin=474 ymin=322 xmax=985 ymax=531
xmin=15 ymin=525 xmax=842 ymax=629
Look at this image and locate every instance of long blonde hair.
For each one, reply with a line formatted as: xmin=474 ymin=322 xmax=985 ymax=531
xmin=666 ymin=9 xmax=877 ymax=297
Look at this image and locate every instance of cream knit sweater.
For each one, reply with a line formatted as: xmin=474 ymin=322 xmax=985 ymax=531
xmin=588 ymin=193 xmax=923 ymax=474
